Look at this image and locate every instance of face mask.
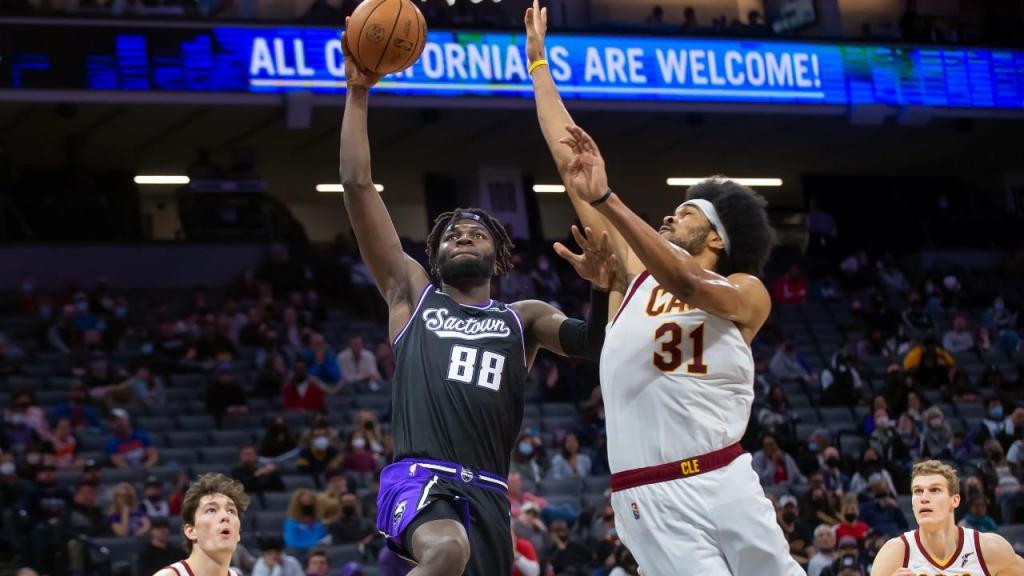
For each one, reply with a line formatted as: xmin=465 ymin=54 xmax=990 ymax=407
xmin=518 ymin=442 xmax=534 ymax=456
xmin=300 ymin=504 xmax=315 ymax=516
xmin=9 ymin=413 xmax=25 ymax=425
xmin=351 ymin=437 xmax=367 ymax=450
xmin=0 ymin=462 xmax=14 ymax=475
xmin=782 ymin=512 xmax=797 ymax=524
xmin=990 ymin=407 xmax=1004 ymax=419
xmin=370 ymin=441 xmax=383 ymax=454
xmin=844 ymin=513 xmax=857 ymax=522
xmin=76 ymin=302 xmax=89 ymax=313
xmin=876 ymin=418 xmax=890 ymax=428
xmin=826 ymin=457 xmax=840 ymax=468
xmin=994 ymin=301 xmax=1005 ymax=310
xmin=342 ymin=505 xmax=357 ymax=516
xmin=929 ymin=419 xmax=942 ymax=429
xmin=313 ymin=437 xmax=330 ymax=451
xmin=808 ymin=442 xmax=818 ymax=453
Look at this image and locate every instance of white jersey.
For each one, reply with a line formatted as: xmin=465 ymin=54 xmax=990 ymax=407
xmin=901 ymin=527 xmax=989 ymax=575
xmin=600 ymin=271 xmax=754 ymax=473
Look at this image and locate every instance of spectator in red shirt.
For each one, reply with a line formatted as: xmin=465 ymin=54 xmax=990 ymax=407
xmin=512 ymin=525 xmax=540 ymax=576
xmin=283 ymin=358 xmax=326 ymax=413
xmin=773 ymin=264 xmax=808 ymax=304
xmin=834 ymin=494 xmax=871 ymax=543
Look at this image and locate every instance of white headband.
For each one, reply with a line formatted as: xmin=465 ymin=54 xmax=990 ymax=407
xmin=682 ymin=199 xmax=731 ymax=254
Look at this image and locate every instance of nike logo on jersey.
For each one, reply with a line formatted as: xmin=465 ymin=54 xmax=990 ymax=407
xmin=422 ymin=308 xmax=511 ymax=340
xmin=960 ymin=552 xmax=973 ymax=567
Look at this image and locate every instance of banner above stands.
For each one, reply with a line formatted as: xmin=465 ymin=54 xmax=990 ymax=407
xmin=2 ymin=20 xmax=1023 ymax=110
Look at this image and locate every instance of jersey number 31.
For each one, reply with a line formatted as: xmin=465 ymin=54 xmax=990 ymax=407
xmin=447 ymin=345 xmax=505 ymax=391
xmin=653 ymin=322 xmax=708 ymax=374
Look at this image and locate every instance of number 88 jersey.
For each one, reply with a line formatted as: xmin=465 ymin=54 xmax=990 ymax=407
xmin=390 ymin=286 xmax=528 ymax=478
xmin=601 ymin=272 xmax=755 ymax=473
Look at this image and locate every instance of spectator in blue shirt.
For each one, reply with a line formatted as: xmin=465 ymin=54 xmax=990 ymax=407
xmin=106 ymin=408 xmax=158 ymax=469
xmin=283 ymin=488 xmax=327 ymax=550
xmin=858 ymin=477 xmax=908 ymax=537
xmin=304 ymin=332 xmax=340 ymax=385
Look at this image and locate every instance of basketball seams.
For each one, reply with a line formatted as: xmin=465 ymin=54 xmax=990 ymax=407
xmin=353 ymin=0 xmax=391 ymax=70
xmin=372 ymin=0 xmax=404 ymax=73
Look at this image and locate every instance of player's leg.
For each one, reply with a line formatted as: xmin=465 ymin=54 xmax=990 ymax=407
xmin=611 ymin=483 xmax=731 ymax=576
xmin=712 ymin=455 xmax=805 ymax=576
xmin=406 ymin=499 xmax=471 ymax=576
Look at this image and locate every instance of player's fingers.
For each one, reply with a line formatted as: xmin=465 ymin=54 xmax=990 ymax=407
xmin=525 ymin=7 xmax=531 ymax=26
xmin=599 ymin=231 xmax=610 ymax=254
xmin=570 ymin=225 xmax=588 ymax=248
xmin=552 ymin=242 xmax=580 ymax=263
xmin=541 ymin=6 xmax=547 ymax=27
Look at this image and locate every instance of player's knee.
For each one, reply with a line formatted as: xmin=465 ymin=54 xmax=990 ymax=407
xmin=419 ymin=532 xmax=470 ymax=570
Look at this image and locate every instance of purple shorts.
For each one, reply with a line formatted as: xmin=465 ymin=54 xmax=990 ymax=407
xmin=375 ymin=458 xmax=508 ymax=551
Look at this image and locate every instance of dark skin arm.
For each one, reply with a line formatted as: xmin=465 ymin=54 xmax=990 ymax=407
xmin=340 ymin=20 xmax=431 ymax=342
xmin=511 ymin=226 xmax=616 ymax=367
xmin=559 ymin=125 xmax=771 ymax=344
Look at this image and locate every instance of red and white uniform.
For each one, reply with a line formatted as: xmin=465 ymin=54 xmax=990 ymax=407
xmin=161 ymin=561 xmax=241 ymax=576
xmin=601 ymin=271 xmax=803 ymax=576
xmin=900 ymin=527 xmax=990 ymax=575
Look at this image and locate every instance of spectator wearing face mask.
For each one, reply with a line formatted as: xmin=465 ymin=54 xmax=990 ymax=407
xmin=234 ymin=445 xmax=286 ymax=499
xmin=975 ymin=397 xmax=1012 ymax=447
xmin=776 ymin=495 xmax=813 ymax=567
xmin=140 ymin=476 xmax=170 ymax=519
xmin=980 ymin=438 xmax=1024 ymax=523
xmin=868 ymin=409 xmax=908 ymax=464
xmin=328 ymin=492 xmax=375 ymax=546
xmin=834 ymin=495 xmax=870 ymax=544
xmin=958 ymin=496 xmax=999 ymax=533
xmin=820 ymin=447 xmax=849 ymax=493
xmin=919 ymin=406 xmax=953 ymax=460
xmin=857 ymin=476 xmax=908 ymax=537
xmin=297 ymin=420 xmax=343 ymax=482
xmin=6 ymin=390 xmax=51 ymax=445
xmin=752 ymin=433 xmax=806 ymax=489
xmin=510 ymin=431 xmax=544 ymax=483
xmin=260 ymin=416 xmax=299 ymax=462
xmin=283 ymin=489 xmax=327 ymax=551
xmin=342 ymin=430 xmax=378 ymax=476
xmin=848 ymin=448 xmax=897 ymax=497
xmin=49 ymin=385 xmax=102 ymax=433
xmin=251 ymin=535 xmax=305 ymax=576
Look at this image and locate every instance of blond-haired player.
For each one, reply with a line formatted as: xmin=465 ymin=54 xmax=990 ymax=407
xmin=152 ymin=473 xmax=250 ymax=576
xmin=871 ymin=460 xmax=1023 ymax=576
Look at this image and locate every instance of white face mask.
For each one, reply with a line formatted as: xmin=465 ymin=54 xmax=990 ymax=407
xmin=352 ymin=437 xmax=367 ymax=450
xmin=0 ymin=462 xmax=15 ymax=476
xmin=312 ymin=437 xmax=330 ymax=451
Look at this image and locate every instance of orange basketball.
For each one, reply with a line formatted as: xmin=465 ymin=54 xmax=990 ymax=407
xmin=345 ymin=0 xmax=427 ymax=75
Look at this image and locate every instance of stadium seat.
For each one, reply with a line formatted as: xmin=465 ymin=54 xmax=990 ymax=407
xmin=255 ymin=511 xmax=288 ymax=533
xmin=540 ymin=478 xmax=583 ymax=497
xmin=583 ymin=475 xmax=611 ymax=494
xmin=541 ymin=403 xmax=577 ymax=418
xmin=326 ymin=543 xmax=363 ymax=565
xmin=201 ymin=446 xmax=239 ymax=463
xmin=165 ymin=431 xmax=206 ymax=447
xmin=209 ymin=429 xmax=252 ymax=447
xmin=99 ymin=468 xmax=143 ymax=484
xmin=177 ymin=414 xmax=216 ymax=430
xmin=136 ymin=416 xmax=175 ymax=433
xmin=263 ymin=492 xmax=293 ymax=509
xmin=191 ymin=463 xmax=231 ymax=477
xmin=88 ymin=536 xmax=141 ymax=575
xmin=161 ymin=447 xmax=199 ymax=466
xmin=282 ymin=474 xmax=318 ymax=491
xmin=998 ymin=524 xmax=1024 ymax=549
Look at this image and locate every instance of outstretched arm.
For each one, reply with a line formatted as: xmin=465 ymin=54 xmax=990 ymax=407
xmin=869 ymin=538 xmax=912 ymax=576
xmin=340 ymin=22 xmax=430 ymax=338
xmin=559 ymin=124 xmax=770 ymax=341
xmin=512 ymin=226 xmax=615 ymax=366
xmin=525 ymin=0 xmax=640 ymax=283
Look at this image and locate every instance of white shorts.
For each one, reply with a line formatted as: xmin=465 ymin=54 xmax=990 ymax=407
xmin=610 ymin=453 xmax=804 ymax=576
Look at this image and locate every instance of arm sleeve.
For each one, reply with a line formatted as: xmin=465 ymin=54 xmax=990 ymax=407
xmin=557 ymin=287 xmax=609 ymax=361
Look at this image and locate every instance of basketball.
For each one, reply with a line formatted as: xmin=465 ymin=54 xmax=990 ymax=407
xmin=345 ymin=0 xmax=427 ymax=76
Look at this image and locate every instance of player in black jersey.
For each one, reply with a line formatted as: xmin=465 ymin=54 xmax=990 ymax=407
xmin=339 ymin=30 xmax=616 ymax=576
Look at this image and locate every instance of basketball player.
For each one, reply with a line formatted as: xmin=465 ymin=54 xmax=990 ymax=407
xmin=152 ymin=473 xmax=249 ymax=576
xmin=526 ymin=4 xmax=803 ymax=574
xmin=871 ymin=460 xmax=1023 ymax=575
xmin=340 ymin=24 xmax=615 ymax=576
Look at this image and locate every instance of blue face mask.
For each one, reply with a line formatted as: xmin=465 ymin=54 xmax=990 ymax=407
xmin=991 ymin=407 xmax=1004 ymax=419
xmin=808 ymin=442 xmax=819 ymax=453
xmin=518 ymin=442 xmax=534 ymax=456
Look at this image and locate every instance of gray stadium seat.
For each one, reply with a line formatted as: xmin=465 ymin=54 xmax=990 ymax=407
xmin=200 ymin=446 xmax=239 ymax=464
xmin=165 ymin=431 xmax=206 ymax=448
xmin=99 ymin=468 xmax=143 ymax=485
xmin=209 ymin=429 xmax=252 ymax=447
xmin=326 ymin=543 xmax=363 ymax=566
xmin=282 ymin=475 xmax=318 ymax=491
xmin=136 ymin=416 xmax=175 ymax=433
xmin=998 ymin=524 xmax=1024 ymax=549
xmin=177 ymin=414 xmax=216 ymax=431
xmin=191 ymin=463 xmax=231 ymax=477
xmin=263 ymin=492 xmax=293 ymax=510
xmin=161 ymin=447 xmax=199 ymax=466
xmin=541 ymin=403 xmax=577 ymax=418
xmin=255 ymin=511 xmax=288 ymax=533
xmin=88 ymin=536 xmax=141 ymax=574
xmin=583 ymin=475 xmax=611 ymax=494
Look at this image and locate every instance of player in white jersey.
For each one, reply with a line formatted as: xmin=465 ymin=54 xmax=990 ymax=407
xmin=871 ymin=460 xmax=1023 ymax=576
xmin=526 ymin=4 xmax=802 ymax=573
xmin=152 ymin=473 xmax=249 ymax=576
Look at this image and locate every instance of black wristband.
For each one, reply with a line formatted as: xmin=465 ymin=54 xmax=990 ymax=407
xmin=589 ymin=188 xmax=613 ymax=207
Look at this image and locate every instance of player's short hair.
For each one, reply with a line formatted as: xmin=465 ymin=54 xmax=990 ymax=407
xmin=181 ymin=473 xmax=249 ymax=551
xmin=911 ymin=460 xmax=960 ymax=496
xmin=684 ymin=177 xmax=776 ymax=277
xmin=425 ymin=208 xmax=514 ymax=280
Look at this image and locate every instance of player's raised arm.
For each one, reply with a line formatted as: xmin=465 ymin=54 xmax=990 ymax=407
xmin=339 ymin=21 xmax=430 ymax=332
xmin=559 ymin=124 xmax=770 ymax=338
xmin=525 ymin=0 xmax=639 ymax=281
xmin=979 ymin=532 xmax=1024 ymax=575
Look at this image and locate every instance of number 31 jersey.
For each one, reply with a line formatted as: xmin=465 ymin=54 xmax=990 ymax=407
xmin=391 ymin=285 xmax=528 ymax=478
xmin=601 ymin=271 xmax=755 ymax=473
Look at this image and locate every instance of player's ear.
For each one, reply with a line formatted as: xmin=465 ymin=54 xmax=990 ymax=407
xmin=183 ymin=523 xmax=196 ymax=544
xmin=951 ymin=493 xmax=960 ymax=509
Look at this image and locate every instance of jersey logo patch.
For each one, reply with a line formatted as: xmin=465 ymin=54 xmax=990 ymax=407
xmin=393 ymin=500 xmax=407 ymax=529
xmin=422 ymin=308 xmax=511 ymax=340
xmin=961 ymin=552 xmax=973 ymax=567
xmin=631 ymin=502 xmax=640 ymax=520
xmin=460 ymin=467 xmax=475 ymax=483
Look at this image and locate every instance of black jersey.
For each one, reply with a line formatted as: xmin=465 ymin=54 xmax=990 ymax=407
xmin=391 ymin=285 xmax=528 ymax=478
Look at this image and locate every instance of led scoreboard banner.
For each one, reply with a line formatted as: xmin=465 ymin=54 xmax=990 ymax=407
xmin=1 ymin=19 xmax=1023 ymax=109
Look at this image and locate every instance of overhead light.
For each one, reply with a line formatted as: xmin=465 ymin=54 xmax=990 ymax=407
xmin=533 ymin=184 xmax=566 ymax=193
xmin=134 ymin=175 xmax=190 ymax=185
xmin=316 ymin=184 xmax=384 ymax=193
xmin=667 ymin=177 xmax=783 ymax=187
